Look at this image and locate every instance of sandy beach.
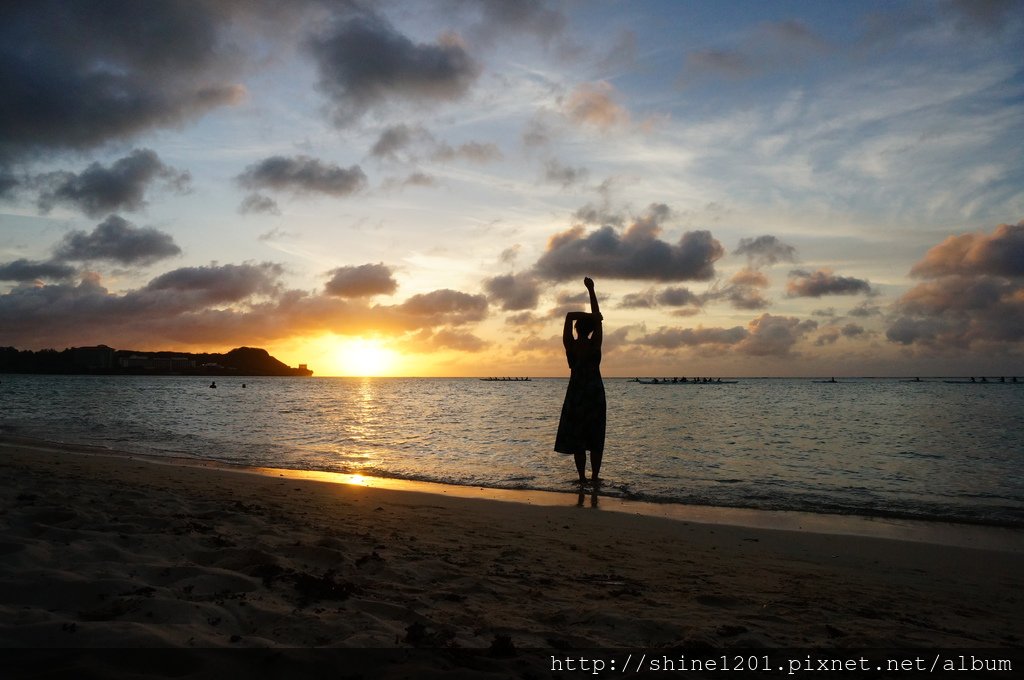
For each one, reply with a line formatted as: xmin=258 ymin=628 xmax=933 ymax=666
xmin=2 ymin=437 xmax=1022 ymax=660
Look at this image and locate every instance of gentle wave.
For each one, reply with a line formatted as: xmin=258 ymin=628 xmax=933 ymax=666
xmin=1 ymin=374 xmax=1022 ymax=526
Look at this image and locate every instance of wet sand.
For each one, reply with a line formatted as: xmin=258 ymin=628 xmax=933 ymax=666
xmin=1 ymin=438 xmax=1022 ymax=652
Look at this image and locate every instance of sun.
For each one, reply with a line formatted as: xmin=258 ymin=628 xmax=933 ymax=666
xmin=335 ymin=338 xmax=398 ymax=377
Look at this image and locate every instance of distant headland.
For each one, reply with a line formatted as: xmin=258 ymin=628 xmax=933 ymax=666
xmin=0 ymin=345 xmax=312 ymax=377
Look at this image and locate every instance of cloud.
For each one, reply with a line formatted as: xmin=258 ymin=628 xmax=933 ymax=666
xmin=786 ymin=269 xmax=873 ymax=297
xmin=238 ymin=193 xmax=281 ymax=215
xmin=738 ymin=314 xmax=818 ymax=357
xmin=324 ymin=263 xmax=398 ymax=298
xmin=36 ymin=149 xmax=190 ymax=218
xmin=381 ymin=172 xmax=438 ymax=192
xmin=678 ymin=20 xmax=827 ymax=87
xmin=888 ymin=221 xmax=1024 ymax=349
xmin=369 ymin=124 xmax=500 ymax=164
xmin=483 ymin=272 xmax=541 ymax=311
xmin=453 ymin=0 xmax=568 ymax=46
xmin=688 ymin=267 xmax=775 ymax=310
xmin=237 ymin=155 xmax=367 ymax=197
xmin=620 ymin=286 xmax=700 ymax=309
xmin=0 ymin=2 xmax=245 ymax=162
xmin=309 ymin=14 xmax=480 ymax=122
xmin=634 ymin=325 xmax=747 ymax=349
xmin=534 ymin=204 xmax=724 ymax=281
xmin=563 ymin=82 xmax=630 ymax=130
xmin=842 ymin=323 xmax=866 ymax=338
xmin=544 ymin=159 xmax=588 ymax=187
xmin=414 ymin=328 xmax=488 ymax=353
xmin=0 ymin=258 xmax=76 ymax=282
xmin=145 ymin=262 xmax=284 ymax=305
xmin=0 ymin=267 xmax=491 ymax=349
xmin=848 ymin=302 xmax=882 ymax=317
xmin=909 ymin=220 xmax=1024 ymax=279
xmin=397 ymin=289 xmax=488 ymax=324
xmin=53 ymin=215 xmax=181 ymax=266
xmin=733 ymin=235 xmax=798 ymax=267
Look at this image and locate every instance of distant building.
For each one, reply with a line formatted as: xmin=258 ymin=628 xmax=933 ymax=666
xmin=71 ymin=345 xmax=115 ymax=371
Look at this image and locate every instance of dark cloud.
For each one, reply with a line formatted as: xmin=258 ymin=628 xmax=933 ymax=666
xmin=36 ymin=149 xmax=190 ymax=218
xmin=0 ymin=268 xmax=491 ymax=349
xmin=483 ymin=272 xmax=541 ymax=311
xmin=398 ymin=289 xmax=488 ymax=324
xmin=237 ymin=155 xmax=367 ymax=197
xmin=841 ymin=323 xmax=866 ymax=338
xmin=324 ymin=263 xmax=398 ymax=298
xmin=308 ymin=14 xmax=480 ymax=122
xmin=499 ymin=245 xmax=521 ymax=266
xmin=238 ymin=193 xmax=281 ymax=215
xmin=534 ymin=205 xmax=723 ymax=281
xmin=573 ymin=202 xmax=625 ymax=227
xmin=53 ymin=215 xmax=181 ymax=266
xmin=620 ymin=286 xmax=700 ymax=310
xmin=848 ymin=302 xmax=882 ymax=317
xmin=812 ymin=307 xmax=837 ymax=317
xmin=815 ymin=329 xmax=840 ymax=346
xmin=544 ymin=159 xmax=588 ymax=187
xmin=0 ymin=258 xmax=76 ymax=282
xmin=909 ymin=220 xmax=1024 ymax=279
xmin=0 ymin=168 xmax=20 ymax=198
xmin=145 ymin=262 xmax=284 ymax=304
xmin=787 ymin=269 xmax=873 ymax=297
xmin=733 ymin=235 xmax=798 ymax=267
xmin=0 ymin=1 xmax=245 ymax=162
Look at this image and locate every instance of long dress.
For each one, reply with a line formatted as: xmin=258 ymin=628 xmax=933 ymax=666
xmin=554 ymin=339 xmax=606 ymax=455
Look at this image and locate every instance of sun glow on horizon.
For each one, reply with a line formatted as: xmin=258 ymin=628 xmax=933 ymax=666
xmin=333 ymin=338 xmax=400 ymax=377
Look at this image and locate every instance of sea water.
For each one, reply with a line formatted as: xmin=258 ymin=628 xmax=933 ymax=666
xmin=1 ymin=375 xmax=1021 ymax=526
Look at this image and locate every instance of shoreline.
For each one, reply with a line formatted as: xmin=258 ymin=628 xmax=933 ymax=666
xmin=1 ymin=437 xmax=1022 ymax=649
xmin=3 ymin=434 xmax=1021 ymax=553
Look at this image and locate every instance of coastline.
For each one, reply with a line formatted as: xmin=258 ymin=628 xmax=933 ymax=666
xmin=2 ymin=436 xmax=1022 ymax=651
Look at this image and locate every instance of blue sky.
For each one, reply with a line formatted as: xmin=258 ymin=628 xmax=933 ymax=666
xmin=1 ymin=0 xmax=1022 ymax=376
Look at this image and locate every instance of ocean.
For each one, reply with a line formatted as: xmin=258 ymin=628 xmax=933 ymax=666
xmin=1 ymin=374 xmax=1021 ymax=527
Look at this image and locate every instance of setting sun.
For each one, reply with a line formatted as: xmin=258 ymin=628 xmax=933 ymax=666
xmin=335 ymin=338 xmax=398 ymax=377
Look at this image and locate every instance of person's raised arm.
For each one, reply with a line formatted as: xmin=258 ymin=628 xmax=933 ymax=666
xmin=563 ymin=311 xmax=587 ymax=348
xmin=584 ymin=277 xmax=601 ymax=319
xmin=584 ymin=277 xmax=603 ymax=349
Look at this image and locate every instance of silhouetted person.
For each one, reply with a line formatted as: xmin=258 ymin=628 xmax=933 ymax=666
xmin=210 ymin=381 xmax=217 ymax=388
xmin=554 ymin=277 xmax=606 ymax=485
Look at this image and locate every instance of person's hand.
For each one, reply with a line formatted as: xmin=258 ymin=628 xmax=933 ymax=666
xmin=584 ymin=276 xmax=595 ymax=290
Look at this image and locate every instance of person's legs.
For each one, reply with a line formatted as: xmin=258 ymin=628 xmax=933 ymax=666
xmin=590 ymin=448 xmax=603 ymax=483
xmin=573 ymin=451 xmax=587 ymax=483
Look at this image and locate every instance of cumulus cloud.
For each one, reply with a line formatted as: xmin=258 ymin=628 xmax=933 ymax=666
xmin=414 ymin=328 xmax=488 ymax=353
xmin=787 ymin=269 xmax=873 ymax=297
xmin=238 ymin=193 xmax=281 ymax=215
xmin=309 ymin=14 xmax=480 ymax=122
xmin=909 ymin=220 xmax=1024 ymax=279
xmin=733 ymin=235 xmax=798 ymax=267
xmin=888 ymin=223 xmax=1024 ymax=349
xmin=237 ymin=155 xmax=367 ymax=197
xmin=145 ymin=262 xmax=284 ymax=304
xmin=398 ymin=289 xmax=488 ymax=324
xmin=0 ymin=2 xmax=245 ymax=162
xmin=0 ymin=258 xmax=76 ymax=282
xmin=563 ymin=82 xmax=630 ymax=130
xmin=324 ymin=263 xmax=398 ymax=298
xmin=53 ymin=215 xmax=181 ymax=266
xmin=620 ymin=286 xmax=700 ymax=310
xmin=738 ymin=314 xmax=818 ymax=357
xmin=483 ymin=272 xmax=541 ymax=311
xmin=35 ymin=149 xmax=190 ymax=218
xmin=534 ymin=204 xmax=724 ymax=281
